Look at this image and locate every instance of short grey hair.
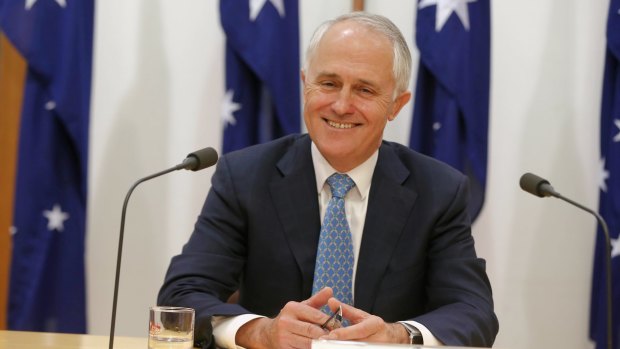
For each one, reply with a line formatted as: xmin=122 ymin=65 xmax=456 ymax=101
xmin=304 ymin=12 xmax=412 ymax=95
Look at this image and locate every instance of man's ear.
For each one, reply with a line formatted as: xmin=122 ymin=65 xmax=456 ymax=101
xmin=300 ymin=70 xmax=307 ymax=103
xmin=387 ymin=90 xmax=412 ymax=121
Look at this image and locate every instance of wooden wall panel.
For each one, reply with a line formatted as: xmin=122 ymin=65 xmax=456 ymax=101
xmin=0 ymin=32 xmax=26 ymax=330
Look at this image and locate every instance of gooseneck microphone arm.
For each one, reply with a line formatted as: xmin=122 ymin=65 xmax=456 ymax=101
xmin=109 ymin=147 xmax=218 ymax=349
xmin=520 ymin=172 xmax=612 ymax=349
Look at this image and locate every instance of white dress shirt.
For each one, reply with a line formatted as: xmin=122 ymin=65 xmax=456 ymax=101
xmin=212 ymin=142 xmax=441 ymax=348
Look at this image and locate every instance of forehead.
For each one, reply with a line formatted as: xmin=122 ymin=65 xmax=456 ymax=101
xmin=309 ymin=21 xmax=394 ymax=81
xmin=320 ymin=21 xmax=393 ymax=56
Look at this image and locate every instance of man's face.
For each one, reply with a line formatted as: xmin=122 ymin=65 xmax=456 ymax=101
xmin=302 ymin=21 xmax=411 ymax=172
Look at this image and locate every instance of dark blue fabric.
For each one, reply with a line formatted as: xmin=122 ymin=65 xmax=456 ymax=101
xmin=0 ymin=0 xmax=93 ymax=333
xmin=220 ymin=0 xmax=300 ymax=153
xmin=410 ymin=0 xmax=490 ymax=220
xmin=591 ymin=1 xmax=620 ymax=348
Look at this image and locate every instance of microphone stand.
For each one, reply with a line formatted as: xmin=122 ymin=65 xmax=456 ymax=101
xmin=108 ymin=163 xmax=189 ymax=349
xmin=546 ymin=191 xmax=613 ymax=349
xmin=107 ymin=147 xmax=216 ymax=349
xmin=108 ymin=144 xmax=226 ymax=348
xmin=520 ymin=173 xmax=613 ymax=349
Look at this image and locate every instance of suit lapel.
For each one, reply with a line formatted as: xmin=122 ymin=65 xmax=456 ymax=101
xmin=354 ymin=143 xmax=418 ymax=312
xmin=269 ymin=136 xmax=321 ymax=297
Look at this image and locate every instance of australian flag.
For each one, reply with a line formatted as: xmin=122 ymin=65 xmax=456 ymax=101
xmin=590 ymin=1 xmax=620 ymax=348
xmin=220 ymin=0 xmax=300 ymax=153
xmin=410 ymin=0 xmax=490 ymax=220
xmin=0 ymin=0 xmax=94 ymax=333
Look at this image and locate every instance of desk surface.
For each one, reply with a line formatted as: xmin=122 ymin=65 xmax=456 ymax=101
xmin=0 ymin=331 xmax=499 ymax=349
xmin=0 ymin=330 xmax=147 ymax=349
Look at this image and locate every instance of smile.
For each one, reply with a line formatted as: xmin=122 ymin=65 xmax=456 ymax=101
xmin=326 ymin=119 xmax=356 ymax=129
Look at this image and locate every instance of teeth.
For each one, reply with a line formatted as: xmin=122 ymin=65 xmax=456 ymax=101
xmin=327 ymin=120 xmax=354 ymax=129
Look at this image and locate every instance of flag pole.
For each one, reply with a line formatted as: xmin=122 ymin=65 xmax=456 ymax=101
xmin=352 ymin=0 xmax=364 ymax=11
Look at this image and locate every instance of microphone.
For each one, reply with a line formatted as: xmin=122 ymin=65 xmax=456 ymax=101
xmin=519 ymin=172 xmax=612 ymax=349
xmin=519 ymin=172 xmax=559 ymax=198
xmin=181 ymin=147 xmax=219 ymax=171
xmin=109 ymin=147 xmax=218 ymax=349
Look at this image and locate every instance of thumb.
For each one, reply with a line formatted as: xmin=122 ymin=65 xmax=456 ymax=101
xmin=303 ymin=287 xmax=333 ymax=309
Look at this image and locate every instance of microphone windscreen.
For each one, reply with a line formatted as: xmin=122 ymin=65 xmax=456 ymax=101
xmin=187 ymin=147 xmax=218 ymax=171
xmin=519 ymin=172 xmax=549 ymax=197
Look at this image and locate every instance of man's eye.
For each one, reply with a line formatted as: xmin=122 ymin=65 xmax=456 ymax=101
xmin=320 ymin=81 xmax=335 ymax=87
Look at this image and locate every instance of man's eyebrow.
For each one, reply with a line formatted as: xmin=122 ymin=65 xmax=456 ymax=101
xmin=315 ymin=71 xmax=339 ymax=79
xmin=357 ymin=78 xmax=379 ymax=87
xmin=314 ymin=72 xmax=379 ymax=87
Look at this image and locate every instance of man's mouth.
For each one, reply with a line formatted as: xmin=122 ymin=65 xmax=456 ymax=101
xmin=325 ymin=119 xmax=356 ymax=129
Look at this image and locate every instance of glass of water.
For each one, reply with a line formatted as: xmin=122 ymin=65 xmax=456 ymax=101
xmin=148 ymin=306 xmax=195 ymax=349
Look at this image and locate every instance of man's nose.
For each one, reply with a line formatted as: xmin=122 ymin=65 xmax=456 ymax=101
xmin=331 ymin=89 xmax=355 ymax=115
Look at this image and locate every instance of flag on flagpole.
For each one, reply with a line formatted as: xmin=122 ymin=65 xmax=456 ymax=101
xmin=220 ymin=0 xmax=300 ymax=153
xmin=590 ymin=1 xmax=620 ymax=348
xmin=0 ymin=0 xmax=94 ymax=333
xmin=409 ymin=0 xmax=490 ymax=220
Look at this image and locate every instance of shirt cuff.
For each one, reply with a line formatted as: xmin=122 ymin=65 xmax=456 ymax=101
xmin=212 ymin=314 xmax=265 ymax=349
xmin=399 ymin=320 xmax=443 ymax=346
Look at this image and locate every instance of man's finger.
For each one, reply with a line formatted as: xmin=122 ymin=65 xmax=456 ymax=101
xmin=277 ymin=308 xmax=328 ymax=339
xmin=322 ymin=299 xmax=388 ymax=341
xmin=327 ymin=297 xmax=370 ymax=324
xmin=279 ymin=300 xmax=330 ymax=332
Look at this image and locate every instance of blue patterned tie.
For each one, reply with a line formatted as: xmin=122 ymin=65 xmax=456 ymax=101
xmin=312 ymin=173 xmax=356 ymax=309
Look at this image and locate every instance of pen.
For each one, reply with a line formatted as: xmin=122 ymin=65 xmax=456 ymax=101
xmin=320 ymin=305 xmax=343 ymax=331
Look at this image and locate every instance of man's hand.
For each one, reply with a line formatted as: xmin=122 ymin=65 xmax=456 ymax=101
xmin=235 ymin=287 xmax=333 ymax=349
xmin=320 ymin=298 xmax=410 ymax=344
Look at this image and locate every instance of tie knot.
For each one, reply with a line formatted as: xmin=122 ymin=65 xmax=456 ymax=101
xmin=326 ymin=173 xmax=356 ymax=198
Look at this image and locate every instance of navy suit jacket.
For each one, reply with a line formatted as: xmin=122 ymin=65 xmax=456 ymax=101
xmin=158 ymin=134 xmax=498 ymax=348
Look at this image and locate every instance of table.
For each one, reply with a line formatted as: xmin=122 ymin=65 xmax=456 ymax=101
xmin=0 ymin=330 xmax=147 ymax=349
xmin=0 ymin=330 xmax=500 ymax=349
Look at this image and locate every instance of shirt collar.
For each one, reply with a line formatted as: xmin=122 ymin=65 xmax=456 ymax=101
xmin=311 ymin=142 xmax=378 ymax=200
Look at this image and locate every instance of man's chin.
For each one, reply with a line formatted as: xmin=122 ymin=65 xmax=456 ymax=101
xmin=319 ymin=148 xmax=360 ymax=171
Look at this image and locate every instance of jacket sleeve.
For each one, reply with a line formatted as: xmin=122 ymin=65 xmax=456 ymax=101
xmin=413 ymin=174 xmax=499 ymax=347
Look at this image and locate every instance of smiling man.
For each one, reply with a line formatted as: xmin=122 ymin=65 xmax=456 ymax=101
xmin=301 ymin=17 xmax=411 ymax=173
xmin=158 ymin=12 xmax=498 ymax=349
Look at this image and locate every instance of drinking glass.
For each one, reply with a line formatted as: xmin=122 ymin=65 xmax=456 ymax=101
xmin=148 ymin=306 xmax=194 ymax=349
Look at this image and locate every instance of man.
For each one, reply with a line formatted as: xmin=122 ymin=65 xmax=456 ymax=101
xmin=158 ymin=12 xmax=498 ymax=349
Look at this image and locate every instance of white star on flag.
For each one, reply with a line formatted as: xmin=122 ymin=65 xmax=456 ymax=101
xmin=43 ymin=204 xmax=70 ymax=232
xmin=612 ymin=237 xmax=620 ymax=259
xmin=613 ymin=119 xmax=620 ymax=142
xmin=249 ymin=0 xmax=285 ymax=21
xmin=222 ymin=89 xmax=242 ymax=127
xmin=419 ymin=0 xmax=478 ymax=31
xmin=9 ymin=226 xmax=17 ymax=236
xmin=599 ymin=157 xmax=610 ymax=192
xmin=25 ymin=0 xmax=66 ymax=10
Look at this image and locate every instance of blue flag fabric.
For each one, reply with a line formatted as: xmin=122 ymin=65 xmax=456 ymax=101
xmin=0 ymin=0 xmax=94 ymax=333
xmin=220 ymin=0 xmax=300 ymax=153
xmin=591 ymin=1 xmax=620 ymax=348
xmin=410 ymin=0 xmax=490 ymax=220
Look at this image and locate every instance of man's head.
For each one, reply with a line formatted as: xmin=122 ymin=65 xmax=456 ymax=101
xmin=302 ymin=12 xmax=412 ymax=172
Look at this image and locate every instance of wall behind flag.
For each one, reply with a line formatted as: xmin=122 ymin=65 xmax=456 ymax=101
xmin=88 ymin=1 xmax=607 ymax=348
